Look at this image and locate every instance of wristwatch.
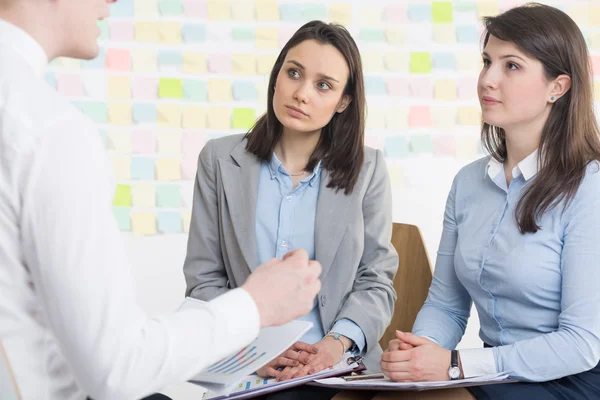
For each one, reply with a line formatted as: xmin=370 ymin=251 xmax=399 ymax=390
xmin=448 ymin=350 xmax=461 ymax=380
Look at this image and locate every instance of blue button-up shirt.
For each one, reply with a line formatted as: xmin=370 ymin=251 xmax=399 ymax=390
xmin=255 ymin=153 xmax=366 ymax=353
xmin=413 ymin=150 xmax=600 ymax=381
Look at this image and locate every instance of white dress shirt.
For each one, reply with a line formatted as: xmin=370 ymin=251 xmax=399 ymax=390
xmin=0 ymin=19 xmax=260 ymax=400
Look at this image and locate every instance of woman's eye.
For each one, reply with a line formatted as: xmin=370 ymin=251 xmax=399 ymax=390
xmin=288 ymin=69 xmax=300 ymax=79
xmin=482 ymin=58 xmax=491 ymax=67
xmin=506 ymin=62 xmax=519 ymax=71
xmin=317 ymin=82 xmax=331 ymax=90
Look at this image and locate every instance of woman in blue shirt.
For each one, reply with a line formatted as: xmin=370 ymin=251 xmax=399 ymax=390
xmin=183 ymin=21 xmax=397 ymax=399
xmin=341 ymin=4 xmax=600 ymax=400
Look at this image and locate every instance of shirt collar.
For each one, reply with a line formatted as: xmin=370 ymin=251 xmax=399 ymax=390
xmin=268 ymin=152 xmax=322 ymax=187
xmin=485 ymin=149 xmax=539 ymax=181
xmin=0 ymin=19 xmax=48 ymax=78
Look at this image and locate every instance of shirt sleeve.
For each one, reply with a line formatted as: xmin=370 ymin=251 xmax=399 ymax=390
xmin=19 ymin=118 xmax=260 ymax=400
xmin=331 ymin=318 xmax=366 ymax=355
xmin=459 ymin=348 xmax=496 ymax=377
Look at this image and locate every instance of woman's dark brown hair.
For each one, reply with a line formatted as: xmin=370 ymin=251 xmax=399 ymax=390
xmin=245 ymin=20 xmax=365 ymax=195
xmin=481 ymin=3 xmax=600 ymax=233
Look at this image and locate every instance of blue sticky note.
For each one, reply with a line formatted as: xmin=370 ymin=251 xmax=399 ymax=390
xmin=384 ymin=137 xmax=410 ymax=158
xmin=232 ymin=81 xmax=258 ymax=101
xmin=113 ymin=207 xmax=131 ymax=231
xmin=82 ymin=48 xmax=106 ymax=69
xmin=183 ymin=80 xmax=207 ymax=102
xmin=157 ymin=211 xmax=182 ymax=233
xmin=360 ymin=29 xmax=386 ymax=42
xmin=133 ymin=103 xmax=158 ymax=123
xmin=280 ymin=4 xmax=327 ymax=21
xmin=82 ymin=102 xmax=108 ymax=123
xmin=456 ymin=25 xmax=479 ymax=44
xmin=110 ymin=0 xmax=134 ymax=17
xmin=156 ymin=185 xmax=181 ymax=207
xmin=182 ymin=23 xmax=206 ymax=43
xmin=432 ymin=52 xmax=457 ymax=70
xmin=44 ymin=72 xmax=56 ymax=88
xmin=71 ymin=101 xmax=84 ymax=112
xmin=131 ymin=157 xmax=155 ymax=180
xmin=365 ymin=76 xmax=387 ymax=96
xmin=407 ymin=4 xmax=432 ymax=22
xmin=232 ymin=27 xmax=255 ymax=42
xmin=158 ymin=50 xmax=183 ymax=67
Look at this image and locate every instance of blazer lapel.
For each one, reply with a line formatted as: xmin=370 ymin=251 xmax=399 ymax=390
xmin=218 ymin=139 xmax=261 ymax=271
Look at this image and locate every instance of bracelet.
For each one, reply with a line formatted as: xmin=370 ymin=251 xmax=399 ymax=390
xmin=326 ymin=332 xmax=347 ymax=354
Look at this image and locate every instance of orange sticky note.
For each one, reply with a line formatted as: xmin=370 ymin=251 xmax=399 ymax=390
xmin=409 ymin=106 xmax=432 ymax=128
xmin=106 ymin=48 xmax=131 ymax=71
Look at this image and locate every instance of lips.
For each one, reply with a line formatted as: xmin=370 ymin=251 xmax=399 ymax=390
xmin=482 ymin=95 xmax=501 ymax=104
xmin=285 ymin=105 xmax=308 ymax=116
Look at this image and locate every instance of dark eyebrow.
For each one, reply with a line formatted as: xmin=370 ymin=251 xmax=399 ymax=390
xmin=482 ymin=51 xmax=528 ymax=63
xmin=286 ymin=60 xmax=340 ymax=83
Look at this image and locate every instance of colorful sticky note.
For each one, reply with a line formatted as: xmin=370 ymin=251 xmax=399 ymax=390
xmin=434 ymin=135 xmax=456 ymax=157
xmin=410 ymin=135 xmax=434 ymax=153
xmin=108 ymin=130 xmax=132 ymax=153
xmin=207 ymin=0 xmax=230 ymax=19
xmin=362 ymin=50 xmax=384 ymax=73
xmin=381 ymin=4 xmax=406 ymax=23
xmin=182 ymin=23 xmax=205 ymax=43
xmin=182 ymin=209 xmax=192 ymax=233
xmin=207 ymin=79 xmax=232 ymax=102
xmin=232 ymin=54 xmax=256 ymax=75
xmin=44 ymin=72 xmax=56 ymax=89
xmin=231 ymin=0 xmax=255 ymax=20
xmin=110 ymin=21 xmax=134 ymax=41
xmin=410 ymin=52 xmax=432 ymax=74
xmin=131 ymin=183 xmax=156 ymax=207
xmin=158 ymin=22 xmax=182 ymax=44
xmin=364 ymin=77 xmax=387 ymax=96
xmin=357 ymin=6 xmax=381 ymax=26
xmin=366 ymin=107 xmax=387 ymax=130
xmin=183 ymin=0 xmax=206 ymax=17
xmin=106 ymin=48 xmax=131 ymax=71
xmin=132 ymin=77 xmax=158 ymax=100
xmin=232 ymin=108 xmax=256 ymax=130
xmin=131 ymin=211 xmax=157 ymax=235
xmin=456 ymin=25 xmax=479 ymax=44
xmin=457 ymin=77 xmax=477 ymax=100
xmin=590 ymin=6 xmax=600 ymax=27
xmin=232 ymin=81 xmax=257 ymax=101
xmin=432 ymin=53 xmax=457 ymax=70
xmin=182 ymin=130 xmax=205 ymax=158
xmin=111 ymin=156 xmax=131 ymax=180
xmin=57 ymin=73 xmax=84 ymax=96
xmin=157 ymin=104 xmax=181 ymax=127
xmin=112 ymin=208 xmax=131 ymax=231
xmin=157 ymin=132 xmax=182 ymax=154
xmin=409 ymin=106 xmax=432 ymax=128
xmin=97 ymin=20 xmax=110 ymax=41
xmin=458 ymin=106 xmax=481 ymax=125
xmin=207 ymin=107 xmax=231 ymax=130
xmin=409 ymin=78 xmax=433 ymax=98
xmin=53 ymin=57 xmax=80 ymax=69
xmin=386 ymin=106 xmax=409 ymax=130
xmin=434 ymin=79 xmax=457 ymax=100
xmin=134 ymin=0 xmax=158 ymax=17
xmin=206 ymin=25 xmax=232 ymax=42
xmin=181 ymin=152 xmax=198 ymax=180
xmin=457 ymin=51 xmax=481 ymax=71
xmin=132 ymin=103 xmax=157 ymax=124
xmin=385 ymin=27 xmax=405 ymax=45
xmin=113 ymin=184 xmax=132 ymax=206
xmin=108 ymin=102 xmax=132 ymax=125
xmin=135 ymin=21 xmax=159 ymax=42
xmin=182 ymin=52 xmax=207 ymax=74
xmin=182 ymin=106 xmax=207 ymax=129
xmin=180 ymin=182 xmax=194 ymax=207
xmin=158 ymin=50 xmax=182 ymax=73
xmin=82 ymin=102 xmax=108 ymax=123
xmin=407 ymin=4 xmax=431 ymax=22
xmin=256 ymin=0 xmax=279 ymax=20
xmin=131 ymin=157 xmax=155 ymax=180
xmin=387 ymin=167 xmax=404 ymax=190
xmin=360 ymin=29 xmax=385 ymax=42
xmin=156 ymin=185 xmax=181 ymax=207
xmin=132 ymin=130 xmax=156 ymax=154
xmin=329 ymin=3 xmax=352 ymax=25
xmin=386 ymin=78 xmax=409 ymax=97
xmin=256 ymin=27 xmax=279 ymax=49
xmin=433 ymin=25 xmax=456 ymax=44
xmin=157 ymin=211 xmax=182 ymax=233
xmin=432 ymin=107 xmax=457 ymax=130
xmin=232 ymin=27 xmax=255 ymax=42
xmin=384 ymin=137 xmax=410 ymax=158
xmin=477 ymin=1 xmax=499 ymax=17
xmin=132 ymin=48 xmax=157 ymax=72
xmin=159 ymin=78 xmax=183 ymax=99
xmin=432 ymin=2 xmax=452 ymax=23
xmin=385 ymin=52 xmax=408 ymax=73
xmin=207 ymin=53 xmax=232 ymax=74
xmin=279 ymin=4 xmax=326 ymax=21
xmin=364 ymin=136 xmax=384 ymax=151
xmin=110 ymin=0 xmax=134 ymax=17
xmin=159 ymin=0 xmax=183 ymax=15
xmin=156 ymin=158 xmax=181 ymax=180
xmin=183 ymin=80 xmax=207 ymax=102
xmin=407 ymin=24 xmax=433 ymax=47
xmin=455 ymin=136 xmax=479 ymax=159
xmin=108 ymin=76 xmax=131 ymax=99
xmin=82 ymin=48 xmax=106 ymax=69
xmin=256 ymin=54 xmax=277 ymax=74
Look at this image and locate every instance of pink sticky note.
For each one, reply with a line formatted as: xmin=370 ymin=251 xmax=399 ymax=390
xmin=279 ymin=27 xmax=297 ymax=48
xmin=57 ymin=73 xmax=84 ymax=96
xmin=183 ymin=0 xmax=206 ymax=17
xmin=409 ymin=106 xmax=432 ymax=128
xmin=110 ymin=21 xmax=134 ymax=41
xmin=409 ymin=78 xmax=433 ymax=98
xmin=382 ymin=4 xmax=407 ymax=22
xmin=181 ymin=152 xmax=199 ymax=180
xmin=592 ymin=56 xmax=600 ymax=77
xmin=132 ymin=130 xmax=156 ymax=154
xmin=132 ymin=77 xmax=158 ymax=100
xmin=106 ymin=48 xmax=131 ymax=71
xmin=457 ymin=77 xmax=477 ymax=100
xmin=207 ymin=53 xmax=232 ymax=73
xmin=386 ymin=78 xmax=409 ymax=97
xmin=434 ymin=136 xmax=456 ymax=157
xmin=182 ymin=130 xmax=206 ymax=158
xmin=364 ymin=136 xmax=385 ymax=151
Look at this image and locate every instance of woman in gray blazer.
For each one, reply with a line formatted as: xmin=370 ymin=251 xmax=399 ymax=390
xmin=183 ymin=21 xmax=398 ymax=398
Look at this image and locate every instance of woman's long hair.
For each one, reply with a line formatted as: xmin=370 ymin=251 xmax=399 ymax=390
xmin=245 ymin=20 xmax=365 ymax=195
xmin=481 ymin=3 xmax=600 ymax=233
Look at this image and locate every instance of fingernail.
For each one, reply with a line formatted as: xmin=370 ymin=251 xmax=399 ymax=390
xmin=312 ymin=347 xmax=319 ymax=353
xmin=293 ymin=361 xmax=299 ymax=366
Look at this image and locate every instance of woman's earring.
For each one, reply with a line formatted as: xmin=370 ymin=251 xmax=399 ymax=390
xmin=551 ymin=96 xmax=555 ymax=101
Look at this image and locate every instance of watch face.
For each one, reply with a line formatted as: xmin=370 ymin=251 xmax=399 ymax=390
xmin=449 ymin=366 xmax=461 ymax=380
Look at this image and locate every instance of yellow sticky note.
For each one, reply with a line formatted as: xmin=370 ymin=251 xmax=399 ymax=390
xmin=232 ymin=54 xmax=256 ymax=75
xmin=589 ymin=32 xmax=600 ymax=48
xmin=455 ymin=136 xmax=479 ymax=159
xmin=158 ymin=22 xmax=181 ymax=44
xmin=135 ymin=21 xmax=159 ymax=42
xmin=434 ymin=79 xmax=457 ymax=100
xmin=384 ymin=52 xmax=408 ymax=73
xmin=432 ymin=106 xmax=457 ymax=130
xmin=131 ymin=211 xmax=157 ymax=235
xmin=366 ymin=107 xmax=387 ymax=130
xmin=594 ymin=82 xmax=600 ymax=100
xmin=477 ymin=1 xmax=499 ymax=18
xmin=457 ymin=51 xmax=481 ymax=72
xmin=182 ymin=52 xmax=207 ymax=74
xmin=157 ymin=132 xmax=182 ymax=155
xmin=433 ymin=25 xmax=456 ymax=45
xmin=208 ymin=79 xmax=232 ymax=102
xmin=182 ymin=209 xmax=192 ymax=233
xmin=107 ymin=76 xmax=131 ymax=99
xmin=330 ymin=3 xmax=352 ymax=25
xmin=108 ymin=130 xmax=132 ymax=153
xmin=111 ymin=156 xmax=131 ymax=180
xmin=256 ymin=0 xmax=279 ymax=21
xmin=386 ymin=107 xmax=409 ymax=130
xmin=385 ymin=27 xmax=405 ymax=45
xmin=134 ymin=0 xmax=158 ymax=17
xmin=458 ymin=106 xmax=481 ymax=126
xmin=207 ymin=0 xmax=230 ymax=19
xmin=257 ymin=54 xmax=277 ymax=74
xmin=157 ymin=104 xmax=181 ymax=127
xmin=54 ymin=57 xmax=80 ymax=70
xmin=131 ymin=184 xmax=156 ymax=207
xmin=362 ymin=50 xmax=384 ymax=73
xmin=568 ymin=5 xmax=588 ymax=26
xmin=231 ymin=0 xmax=254 ymax=20
xmin=387 ymin=167 xmax=404 ymax=190
xmin=182 ymin=106 xmax=207 ymax=129
xmin=132 ymin=49 xmax=157 ymax=72
xmin=590 ymin=6 xmax=600 ymax=26
xmin=108 ymin=102 xmax=132 ymax=125
xmin=359 ymin=6 xmax=381 ymax=26
xmin=207 ymin=107 xmax=231 ymax=130
xmin=256 ymin=27 xmax=279 ymax=49
xmin=156 ymin=158 xmax=181 ymax=180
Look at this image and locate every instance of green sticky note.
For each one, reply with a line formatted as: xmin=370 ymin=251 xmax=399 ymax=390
xmin=454 ymin=0 xmax=477 ymax=12
xmin=233 ymin=27 xmax=256 ymax=42
xmin=113 ymin=184 xmax=131 ymax=207
xmin=432 ymin=2 xmax=453 ymax=23
xmin=156 ymin=185 xmax=181 ymax=208
xmin=183 ymin=80 xmax=207 ymax=102
xmin=97 ymin=20 xmax=109 ymax=40
xmin=410 ymin=135 xmax=434 ymax=153
xmin=359 ymin=28 xmax=386 ymax=42
xmin=232 ymin=108 xmax=256 ymax=130
xmin=112 ymin=207 xmax=131 ymax=231
xmin=158 ymin=0 xmax=183 ymax=16
xmin=159 ymin=78 xmax=183 ymax=99
xmin=410 ymin=52 xmax=432 ymax=74
xmin=82 ymin=102 xmax=108 ymax=123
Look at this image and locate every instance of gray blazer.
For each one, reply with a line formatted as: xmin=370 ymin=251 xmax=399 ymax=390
xmin=183 ymin=134 xmax=398 ymax=371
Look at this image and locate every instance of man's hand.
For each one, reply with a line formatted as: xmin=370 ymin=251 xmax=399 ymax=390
xmin=242 ymin=249 xmax=321 ymax=328
xmin=256 ymin=342 xmax=319 ymax=378
xmin=276 ymin=335 xmax=348 ymax=381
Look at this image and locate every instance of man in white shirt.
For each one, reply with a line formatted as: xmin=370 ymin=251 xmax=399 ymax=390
xmin=0 ymin=1 xmax=322 ymax=399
